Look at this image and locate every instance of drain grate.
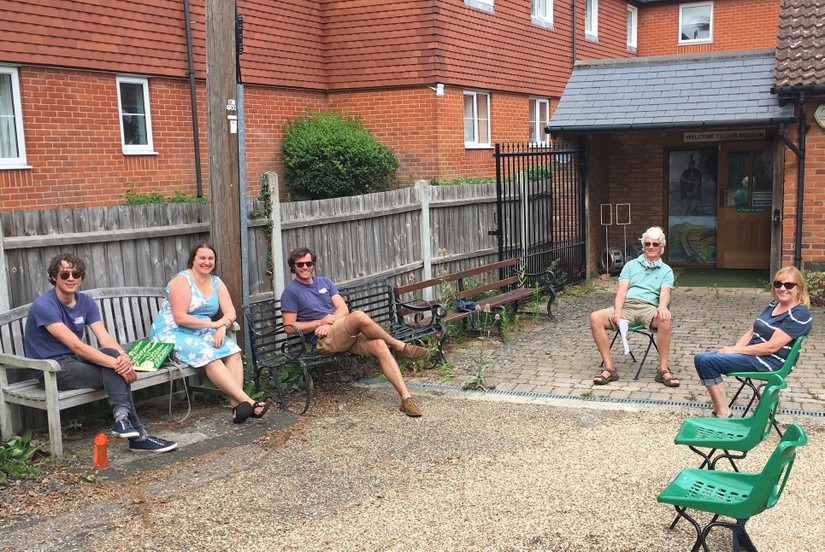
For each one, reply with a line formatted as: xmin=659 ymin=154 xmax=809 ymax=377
xmin=359 ymin=378 xmax=825 ymax=418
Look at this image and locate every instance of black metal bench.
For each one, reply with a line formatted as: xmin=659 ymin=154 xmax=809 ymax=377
xmin=245 ymin=276 xmax=443 ymax=414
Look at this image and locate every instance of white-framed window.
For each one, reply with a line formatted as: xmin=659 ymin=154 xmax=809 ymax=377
xmin=529 ymin=98 xmax=550 ymax=145
xmin=679 ymin=2 xmax=713 ymax=44
xmin=532 ymin=0 xmax=553 ymax=27
xmin=627 ymin=5 xmax=638 ymax=49
xmin=463 ymin=90 xmax=490 ymax=148
xmin=0 ymin=66 xmax=28 ymax=169
xmin=585 ymin=0 xmax=599 ymax=39
xmin=116 ymin=76 xmax=155 ymax=155
xmin=465 ymin=0 xmax=494 ymax=14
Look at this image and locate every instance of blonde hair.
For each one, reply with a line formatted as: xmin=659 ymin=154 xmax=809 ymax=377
xmin=771 ymin=266 xmax=810 ymax=307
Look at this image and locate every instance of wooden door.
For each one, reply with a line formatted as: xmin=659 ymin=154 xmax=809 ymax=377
xmin=716 ymin=145 xmax=773 ymax=269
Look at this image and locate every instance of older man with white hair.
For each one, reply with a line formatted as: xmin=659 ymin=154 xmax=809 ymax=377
xmin=589 ymin=226 xmax=679 ymax=387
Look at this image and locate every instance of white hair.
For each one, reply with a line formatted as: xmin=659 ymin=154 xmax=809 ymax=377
xmin=640 ymin=226 xmax=666 ymax=246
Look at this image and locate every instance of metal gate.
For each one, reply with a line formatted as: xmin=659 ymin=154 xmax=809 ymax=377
xmin=492 ymin=141 xmax=586 ymax=287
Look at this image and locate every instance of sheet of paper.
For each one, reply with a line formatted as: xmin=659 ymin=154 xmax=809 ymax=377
xmin=619 ymin=319 xmax=630 ymax=355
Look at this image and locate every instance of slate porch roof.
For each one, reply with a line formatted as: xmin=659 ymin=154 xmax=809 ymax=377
xmin=548 ymin=50 xmax=795 ymax=133
xmin=774 ymin=0 xmax=825 ymax=89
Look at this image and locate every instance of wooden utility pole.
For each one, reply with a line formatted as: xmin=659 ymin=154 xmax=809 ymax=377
xmin=206 ymin=0 xmax=243 ymax=333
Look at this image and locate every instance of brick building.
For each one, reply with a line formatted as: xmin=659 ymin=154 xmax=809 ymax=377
xmin=0 ymin=0 xmax=634 ymax=210
xmin=1 ymin=0 xmax=823 ymax=272
xmin=549 ymin=0 xmax=825 ymax=273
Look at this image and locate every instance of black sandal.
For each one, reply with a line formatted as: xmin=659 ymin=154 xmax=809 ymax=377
xmin=593 ymin=368 xmax=619 ymax=385
xmin=250 ymin=400 xmax=270 ymax=419
xmin=655 ymin=368 xmax=681 ymax=387
xmin=232 ymin=401 xmax=254 ymax=424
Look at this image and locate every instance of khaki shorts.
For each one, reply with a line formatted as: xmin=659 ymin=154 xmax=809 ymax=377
xmin=603 ymin=300 xmax=658 ymax=329
xmin=316 ymin=315 xmax=371 ymax=356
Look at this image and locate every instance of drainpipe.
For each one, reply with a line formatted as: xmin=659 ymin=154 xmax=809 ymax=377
xmin=571 ymin=0 xmax=577 ymax=66
xmin=793 ymin=93 xmax=807 ymax=269
xmin=183 ymin=0 xmax=204 ymax=198
xmin=779 ymin=92 xmax=807 ymax=269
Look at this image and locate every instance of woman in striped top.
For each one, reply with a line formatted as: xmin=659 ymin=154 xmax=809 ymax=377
xmin=694 ymin=266 xmax=812 ymax=418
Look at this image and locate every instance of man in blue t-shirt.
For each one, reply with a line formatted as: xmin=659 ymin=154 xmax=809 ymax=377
xmin=24 ymin=253 xmax=177 ymax=452
xmin=281 ymin=247 xmax=428 ymax=417
xmin=589 ymin=227 xmax=679 ymax=387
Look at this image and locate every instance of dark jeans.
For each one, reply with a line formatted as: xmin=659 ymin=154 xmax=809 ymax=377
xmin=55 ymin=348 xmax=145 ymax=435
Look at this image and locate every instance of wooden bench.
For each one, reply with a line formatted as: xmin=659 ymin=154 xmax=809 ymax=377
xmin=394 ymin=258 xmax=556 ymax=359
xmin=245 ymin=276 xmax=443 ymax=414
xmin=0 ymin=287 xmax=236 ymax=457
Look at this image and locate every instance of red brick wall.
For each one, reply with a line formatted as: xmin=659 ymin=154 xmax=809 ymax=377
xmin=0 ymin=67 xmax=329 ymax=210
xmin=781 ymin=98 xmax=825 ymax=268
xmin=587 ymin=131 xmax=667 ymax=273
xmin=638 ymin=0 xmax=781 ymax=56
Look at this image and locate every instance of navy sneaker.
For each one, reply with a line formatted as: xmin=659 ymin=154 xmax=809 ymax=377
xmin=128 ymin=435 xmax=178 ymax=453
xmin=111 ymin=418 xmax=140 ymax=439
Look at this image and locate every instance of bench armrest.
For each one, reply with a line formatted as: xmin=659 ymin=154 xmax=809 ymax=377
xmin=394 ymin=299 xmax=446 ymax=328
xmin=509 ymin=265 xmax=556 ymax=289
xmin=0 ymin=353 xmax=62 ymax=374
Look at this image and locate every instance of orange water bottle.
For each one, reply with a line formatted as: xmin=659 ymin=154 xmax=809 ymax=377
xmin=93 ymin=432 xmax=108 ymax=469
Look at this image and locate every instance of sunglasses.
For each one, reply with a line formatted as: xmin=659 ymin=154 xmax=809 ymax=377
xmin=643 ymin=242 xmax=661 ymax=248
xmin=59 ymin=271 xmax=84 ymax=280
xmin=294 ymin=261 xmax=314 ymax=268
xmin=773 ymin=281 xmax=797 ymax=290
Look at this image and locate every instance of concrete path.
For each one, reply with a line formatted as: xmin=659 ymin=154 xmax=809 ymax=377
xmin=430 ymin=279 xmax=824 ymax=416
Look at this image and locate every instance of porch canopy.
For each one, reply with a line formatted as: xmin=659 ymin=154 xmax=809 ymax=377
xmin=547 ymin=49 xmax=795 ymax=133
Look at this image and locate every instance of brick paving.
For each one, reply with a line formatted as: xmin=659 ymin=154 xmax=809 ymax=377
xmin=434 ymin=279 xmax=825 ymax=416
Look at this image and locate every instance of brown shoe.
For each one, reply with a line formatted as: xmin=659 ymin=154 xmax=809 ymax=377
xmin=397 ymin=343 xmax=428 ymax=360
xmin=399 ymin=396 xmax=423 ymax=417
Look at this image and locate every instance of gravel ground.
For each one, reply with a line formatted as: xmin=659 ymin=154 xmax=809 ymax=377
xmin=2 ymin=384 xmax=823 ymax=551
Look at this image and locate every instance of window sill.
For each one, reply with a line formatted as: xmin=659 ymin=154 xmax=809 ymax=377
xmin=531 ymin=17 xmax=554 ymax=30
xmin=0 ymin=163 xmax=33 ymax=171
xmin=464 ymin=0 xmax=494 ymax=14
xmin=465 ymin=144 xmax=494 ymax=150
xmin=585 ymin=32 xmax=598 ymax=43
xmin=122 ymin=150 xmax=159 ymax=156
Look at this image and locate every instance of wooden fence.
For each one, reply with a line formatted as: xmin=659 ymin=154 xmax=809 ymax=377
xmin=0 ymin=176 xmax=499 ymax=310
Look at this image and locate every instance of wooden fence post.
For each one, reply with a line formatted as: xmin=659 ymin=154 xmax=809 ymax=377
xmin=267 ymin=173 xmax=286 ymax=297
xmin=0 ymin=223 xmax=9 ymax=311
xmin=416 ymin=180 xmax=433 ymax=301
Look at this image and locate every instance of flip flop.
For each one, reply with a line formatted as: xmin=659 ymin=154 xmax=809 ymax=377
xmin=232 ymin=401 xmax=253 ymax=424
xmin=250 ymin=400 xmax=271 ymax=419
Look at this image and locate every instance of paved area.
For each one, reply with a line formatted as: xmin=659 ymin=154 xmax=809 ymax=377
xmin=432 ymin=279 xmax=824 ymax=416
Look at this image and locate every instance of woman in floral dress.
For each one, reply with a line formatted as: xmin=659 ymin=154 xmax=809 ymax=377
xmin=151 ymin=242 xmax=268 ymax=423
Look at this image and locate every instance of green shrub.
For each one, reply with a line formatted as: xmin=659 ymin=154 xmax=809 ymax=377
xmin=282 ymin=110 xmax=398 ymax=200
xmin=122 ymin=183 xmax=205 ymax=205
xmin=806 ymin=271 xmax=825 ymax=307
xmin=1 ymin=432 xmax=41 ymax=484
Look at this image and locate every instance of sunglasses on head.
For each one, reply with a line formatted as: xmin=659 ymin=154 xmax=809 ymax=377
xmin=643 ymin=242 xmax=661 ymax=248
xmin=59 ymin=271 xmax=84 ymax=280
xmin=294 ymin=261 xmax=314 ymax=268
xmin=773 ymin=280 xmax=797 ymax=290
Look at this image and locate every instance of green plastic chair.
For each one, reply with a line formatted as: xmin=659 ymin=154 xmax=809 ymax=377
xmin=674 ymin=373 xmax=786 ymax=471
xmin=726 ymin=335 xmax=805 ymax=437
xmin=603 ymin=324 xmax=658 ymax=380
xmin=658 ymin=424 xmax=807 ymax=552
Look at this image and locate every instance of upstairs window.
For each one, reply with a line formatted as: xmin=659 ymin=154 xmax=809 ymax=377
xmin=532 ymin=0 xmax=553 ymax=27
xmin=0 ymin=66 xmax=27 ymax=169
xmin=679 ymin=2 xmax=713 ymax=44
xmin=627 ymin=5 xmax=638 ymax=49
xmin=464 ymin=91 xmax=490 ymax=148
xmin=585 ymin=0 xmax=599 ymax=39
xmin=529 ymin=98 xmax=550 ymax=145
xmin=116 ymin=76 xmax=155 ymax=155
